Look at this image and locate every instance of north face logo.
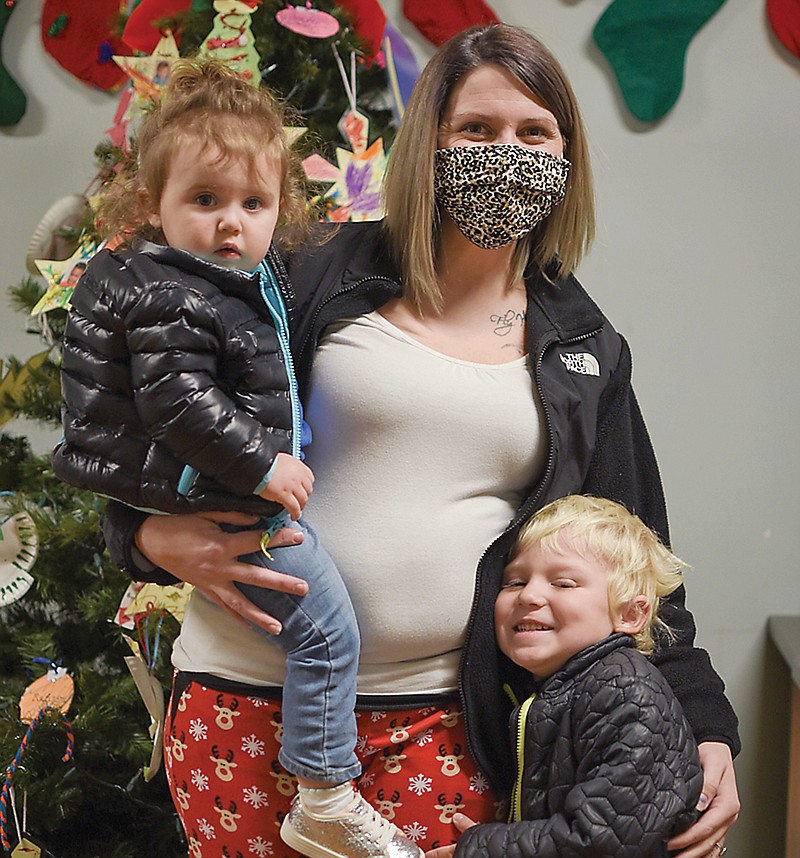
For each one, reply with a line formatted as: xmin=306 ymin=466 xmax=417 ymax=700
xmin=560 ymin=352 xmax=600 ymax=377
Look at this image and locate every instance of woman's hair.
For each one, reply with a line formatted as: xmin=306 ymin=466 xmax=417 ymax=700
xmin=511 ymin=495 xmax=686 ymax=656
xmin=383 ymin=24 xmax=595 ymax=311
xmin=98 ymin=59 xmax=308 ymax=246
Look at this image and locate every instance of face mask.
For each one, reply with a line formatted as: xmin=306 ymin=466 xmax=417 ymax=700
xmin=433 ymin=144 xmax=570 ymax=249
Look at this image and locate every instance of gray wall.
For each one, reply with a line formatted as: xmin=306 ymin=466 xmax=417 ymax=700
xmin=2 ymin=0 xmax=798 ymax=853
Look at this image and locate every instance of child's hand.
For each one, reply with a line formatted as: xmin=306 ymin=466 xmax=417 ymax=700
xmin=425 ymin=813 xmax=477 ymax=858
xmin=259 ymin=453 xmax=314 ymax=520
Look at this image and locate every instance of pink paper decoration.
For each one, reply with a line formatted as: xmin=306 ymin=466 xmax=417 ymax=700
xmin=276 ymin=2 xmax=340 ymax=38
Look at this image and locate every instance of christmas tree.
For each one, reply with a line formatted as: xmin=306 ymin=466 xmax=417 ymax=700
xmin=0 ymin=2 xmax=400 ymax=854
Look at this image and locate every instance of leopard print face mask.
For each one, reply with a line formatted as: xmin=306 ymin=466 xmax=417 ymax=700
xmin=433 ymin=144 xmax=570 ymax=249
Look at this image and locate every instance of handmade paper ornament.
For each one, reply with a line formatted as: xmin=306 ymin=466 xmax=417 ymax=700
xmin=276 ymin=2 xmax=340 ymax=38
xmin=41 ymin=0 xmax=132 ymax=91
xmin=11 ymin=837 xmax=43 ymax=857
xmin=115 ymin=580 xmax=194 ymax=629
xmin=18 ymin=665 xmax=74 ymax=724
xmin=0 ymin=511 xmax=37 ymax=607
xmin=32 ymin=238 xmax=100 ymax=315
xmin=197 ymin=0 xmax=263 ymax=84
xmin=124 ymin=653 xmax=165 ymax=780
xmin=593 ymin=0 xmax=728 ymax=122
xmin=303 ymin=109 xmax=386 ymax=221
xmin=24 ymin=194 xmax=90 ymax=277
xmin=0 ymin=0 xmax=26 ymax=126
xmin=114 ymin=30 xmax=180 ymax=106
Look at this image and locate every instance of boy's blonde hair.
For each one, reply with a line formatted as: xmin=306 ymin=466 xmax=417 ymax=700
xmin=383 ymin=23 xmax=595 ymax=313
xmin=512 ymin=495 xmax=686 ymax=656
xmin=98 ymin=59 xmax=308 ymax=247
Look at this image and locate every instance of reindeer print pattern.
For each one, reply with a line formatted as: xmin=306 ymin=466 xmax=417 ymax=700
xmin=164 ymin=679 xmax=501 ymax=856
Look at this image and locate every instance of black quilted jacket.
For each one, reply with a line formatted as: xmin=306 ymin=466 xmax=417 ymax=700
xmin=455 ymin=635 xmax=702 ymax=858
xmin=53 ymin=240 xmax=293 ymax=517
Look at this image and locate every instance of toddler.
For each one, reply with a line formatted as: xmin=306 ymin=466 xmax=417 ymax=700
xmin=442 ymin=495 xmax=704 ymax=858
xmin=53 ymin=59 xmax=421 ymax=858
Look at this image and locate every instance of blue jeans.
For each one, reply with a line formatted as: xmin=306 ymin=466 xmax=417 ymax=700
xmin=234 ymin=518 xmax=361 ymax=783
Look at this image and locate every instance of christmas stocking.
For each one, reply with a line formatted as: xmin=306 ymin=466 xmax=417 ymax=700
xmin=593 ymin=0 xmax=727 ymax=122
xmin=402 ymin=0 xmax=499 ymax=47
xmin=768 ymin=0 xmax=800 ymax=59
xmin=122 ymin=0 xmax=193 ymax=53
xmin=334 ymin=0 xmax=387 ymax=58
xmin=0 ymin=0 xmax=26 ymax=126
xmin=41 ymin=0 xmax=132 ymax=90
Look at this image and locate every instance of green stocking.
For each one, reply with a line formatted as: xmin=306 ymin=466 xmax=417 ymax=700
xmin=0 ymin=0 xmax=26 ymax=127
xmin=593 ymin=0 xmax=727 ymax=123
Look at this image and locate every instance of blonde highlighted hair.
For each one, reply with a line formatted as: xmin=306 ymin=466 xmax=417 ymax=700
xmin=97 ymin=59 xmax=308 ymax=247
xmin=383 ymin=23 xmax=595 ymax=312
xmin=512 ymin=495 xmax=686 ymax=656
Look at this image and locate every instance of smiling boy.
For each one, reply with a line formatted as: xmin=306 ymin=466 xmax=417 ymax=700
xmin=438 ymin=495 xmax=705 ymax=858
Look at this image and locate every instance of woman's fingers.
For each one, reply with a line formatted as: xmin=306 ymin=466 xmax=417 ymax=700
xmin=667 ymin=742 xmax=739 ymax=858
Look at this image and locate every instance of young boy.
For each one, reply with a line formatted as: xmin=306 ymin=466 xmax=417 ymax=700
xmin=441 ymin=494 xmax=703 ymax=858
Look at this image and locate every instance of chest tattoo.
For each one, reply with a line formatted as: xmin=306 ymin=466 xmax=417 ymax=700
xmin=490 ymin=308 xmax=526 ymax=337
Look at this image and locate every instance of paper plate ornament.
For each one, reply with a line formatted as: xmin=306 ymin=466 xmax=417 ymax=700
xmin=19 ymin=665 xmax=74 ymax=724
xmin=25 ymin=194 xmax=90 ymax=277
xmin=276 ymin=2 xmax=340 ymax=38
xmin=0 ymin=510 xmax=38 ymax=606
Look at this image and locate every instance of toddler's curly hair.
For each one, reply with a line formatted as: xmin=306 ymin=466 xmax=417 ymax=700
xmin=98 ymin=59 xmax=308 ymax=247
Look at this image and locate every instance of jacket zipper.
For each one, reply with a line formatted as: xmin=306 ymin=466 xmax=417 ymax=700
xmin=458 ymin=325 xmax=601 ymax=784
xmin=297 ymin=275 xmax=399 ymax=364
xmin=259 ymin=264 xmax=302 ymax=459
xmin=508 ymin=693 xmax=536 ymax=823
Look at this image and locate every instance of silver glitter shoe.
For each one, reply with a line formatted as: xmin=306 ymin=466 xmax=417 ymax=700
xmin=280 ymin=792 xmax=424 ymax=858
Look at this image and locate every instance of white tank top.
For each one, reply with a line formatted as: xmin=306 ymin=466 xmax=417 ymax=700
xmin=172 ymin=311 xmax=546 ymax=695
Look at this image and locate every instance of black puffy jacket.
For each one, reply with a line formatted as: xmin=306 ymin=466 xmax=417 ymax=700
xmin=455 ymin=635 xmax=702 ymax=858
xmin=53 ymin=241 xmax=293 ymax=517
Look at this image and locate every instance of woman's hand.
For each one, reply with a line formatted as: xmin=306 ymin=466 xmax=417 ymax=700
xmin=135 ymin=511 xmax=308 ymax=634
xmin=667 ymin=741 xmax=740 ymax=858
xmin=425 ymin=813 xmax=477 ymax=858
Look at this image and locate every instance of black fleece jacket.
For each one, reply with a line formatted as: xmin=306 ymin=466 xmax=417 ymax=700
xmin=102 ymin=221 xmax=739 ymax=793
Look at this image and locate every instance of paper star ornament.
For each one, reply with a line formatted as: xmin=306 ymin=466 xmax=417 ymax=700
xmin=113 ymin=30 xmax=180 ymax=108
xmin=32 ymin=238 xmax=99 ymax=315
xmin=303 ymin=108 xmax=386 ymax=222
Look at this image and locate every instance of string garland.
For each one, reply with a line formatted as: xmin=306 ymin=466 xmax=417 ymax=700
xmin=0 ymin=707 xmax=74 ymax=852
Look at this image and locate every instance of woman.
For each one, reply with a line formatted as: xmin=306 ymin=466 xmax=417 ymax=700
xmin=103 ymin=24 xmax=740 ymax=858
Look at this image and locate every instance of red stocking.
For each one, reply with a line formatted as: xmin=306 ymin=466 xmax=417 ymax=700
xmin=402 ymin=0 xmax=499 ymax=47
xmin=334 ymin=0 xmax=387 ymax=58
xmin=41 ymin=0 xmax=132 ymax=90
xmin=767 ymin=0 xmax=800 ymax=58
